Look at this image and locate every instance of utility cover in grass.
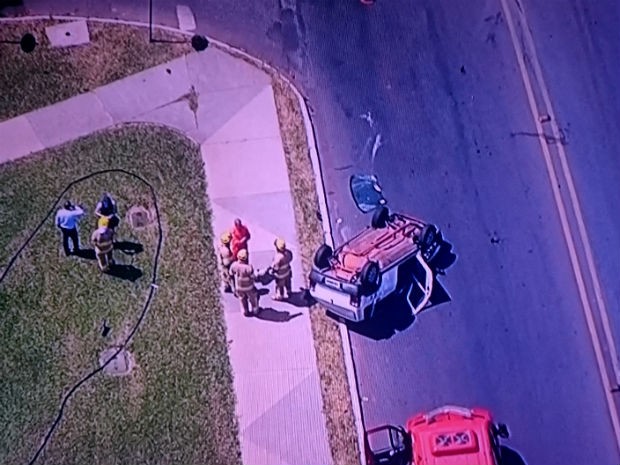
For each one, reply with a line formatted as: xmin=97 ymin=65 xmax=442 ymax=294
xmin=45 ymin=20 xmax=91 ymax=48
xmin=99 ymin=347 xmax=135 ymax=376
xmin=127 ymin=206 xmax=151 ymax=229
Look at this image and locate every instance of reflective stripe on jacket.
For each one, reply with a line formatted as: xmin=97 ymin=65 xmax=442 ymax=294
xmin=92 ymin=228 xmax=114 ymax=253
xmin=272 ymin=249 xmax=293 ymax=280
xmin=219 ymin=245 xmax=234 ymax=268
xmin=230 ymin=262 xmax=256 ymax=292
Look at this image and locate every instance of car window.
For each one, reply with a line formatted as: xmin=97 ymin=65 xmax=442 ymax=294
xmin=350 ymin=174 xmax=387 ymax=213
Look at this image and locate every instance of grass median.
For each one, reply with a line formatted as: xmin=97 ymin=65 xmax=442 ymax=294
xmin=0 ymin=125 xmax=241 ymax=465
xmin=272 ymin=76 xmax=362 ymax=465
xmin=0 ymin=19 xmax=191 ymax=121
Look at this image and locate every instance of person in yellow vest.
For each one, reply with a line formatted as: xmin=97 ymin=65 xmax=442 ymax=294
xmin=219 ymin=231 xmax=235 ymax=293
xmin=270 ymin=238 xmax=293 ymax=301
xmin=229 ymin=249 xmax=260 ymax=317
xmin=91 ymin=216 xmax=115 ymax=272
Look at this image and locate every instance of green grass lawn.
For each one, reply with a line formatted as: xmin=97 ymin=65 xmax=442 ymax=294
xmin=0 ymin=125 xmax=241 ymax=465
xmin=0 ymin=20 xmax=191 ymax=122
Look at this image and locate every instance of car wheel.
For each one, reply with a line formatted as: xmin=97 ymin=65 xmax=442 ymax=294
xmin=421 ymin=224 xmax=438 ymax=249
xmin=313 ymin=244 xmax=333 ymax=269
xmin=371 ymin=206 xmax=390 ymax=229
xmin=360 ymin=261 xmax=381 ymax=295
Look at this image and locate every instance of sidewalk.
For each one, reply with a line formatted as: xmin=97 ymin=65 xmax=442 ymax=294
xmin=0 ymin=43 xmax=332 ymax=465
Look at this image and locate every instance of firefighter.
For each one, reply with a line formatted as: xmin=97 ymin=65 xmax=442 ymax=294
xmin=270 ymin=238 xmax=293 ymax=300
xmin=229 ymin=248 xmax=260 ymax=316
xmin=91 ymin=216 xmax=115 ymax=272
xmin=231 ymin=218 xmax=251 ymax=260
xmin=219 ymin=231 xmax=235 ymax=293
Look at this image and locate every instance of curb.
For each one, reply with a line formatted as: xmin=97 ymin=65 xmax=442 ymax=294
xmin=0 ymin=14 xmax=367 ymax=465
xmin=290 ymin=82 xmax=367 ymax=465
xmin=289 ymin=77 xmax=367 ymax=465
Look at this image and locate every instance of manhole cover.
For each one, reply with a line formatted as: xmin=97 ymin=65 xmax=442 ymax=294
xmin=99 ymin=347 xmax=135 ymax=376
xmin=127 ymin=206 xmax=151 ymax=229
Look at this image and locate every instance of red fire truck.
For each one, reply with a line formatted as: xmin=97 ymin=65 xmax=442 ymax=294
xmin=365 ymin=405 xmax=510 ymax=465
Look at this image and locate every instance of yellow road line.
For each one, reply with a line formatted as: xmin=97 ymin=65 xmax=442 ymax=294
xmin=516 ymin=0 xmax=620 ymax=388
xmin=499 ymin=0 xmax=620 ymax=451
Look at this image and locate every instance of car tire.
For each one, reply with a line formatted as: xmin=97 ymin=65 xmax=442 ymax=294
xmin=360 ymin=261 xmax=381 ymax=295
xmin=313 ymin=244 xmax=333 ymax=269
xmin=421 ymin=224 xmax=438 ymax=249
xmin=371 ymin=206 xmax=390 ymax=229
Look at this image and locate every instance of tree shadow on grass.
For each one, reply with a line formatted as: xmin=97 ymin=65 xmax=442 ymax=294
xmin=106 ymin=263 xmax=142 ymax=282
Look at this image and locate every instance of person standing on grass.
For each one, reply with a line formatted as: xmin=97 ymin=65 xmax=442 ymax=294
xmin=95 ymin=192 xmax=120 ymax=231
xmin=55 ymin=200 xmax=85 ymax=256
xmin=91 ymin=216 xmax=115 ymax=272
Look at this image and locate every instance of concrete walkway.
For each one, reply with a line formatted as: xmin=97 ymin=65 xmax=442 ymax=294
xmin=0 ymin=43 xmax=332 ymax=465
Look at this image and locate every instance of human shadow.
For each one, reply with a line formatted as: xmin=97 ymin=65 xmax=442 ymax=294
xmin=500 ymin=446 xmax=528 ymax=465
xmin=257 ymin=288 xmax=270 ymax=297
xmin=113 ymin=241 xmax=144 ymax=256
xmin=255 ymin=307 xmax=302 ymax=323
xmin=73 ymin=248 xmax=96 ymax=260
xmin=106 ymin=263 xmax=143 ymax=282
xmin=283 ymin=290 xmax=315 ymax=308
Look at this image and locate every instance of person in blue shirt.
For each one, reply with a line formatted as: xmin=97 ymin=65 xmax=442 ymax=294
xmin=55 ymin=200 xmax=85 ymax=256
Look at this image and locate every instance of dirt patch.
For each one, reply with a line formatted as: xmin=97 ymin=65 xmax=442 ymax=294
xmin=99 ymin=347 xmax=135 ymax=376
xmin=0 ymin=126 xmax=241 ymax=465
xmin=127 ymin=205 xmax=153 ymax=230
xmin=271 ymin=76 xmax=362 ymax=465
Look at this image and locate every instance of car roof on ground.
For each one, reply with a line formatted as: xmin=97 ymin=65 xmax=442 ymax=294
xmin=328 ymin=213 xmax=426 ymax=280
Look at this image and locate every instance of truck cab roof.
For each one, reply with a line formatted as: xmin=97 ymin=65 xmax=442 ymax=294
xmin=407 ymin=406 xmax=497 ymax=465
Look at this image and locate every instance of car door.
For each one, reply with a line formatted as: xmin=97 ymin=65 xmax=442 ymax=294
xmin=364 ymin=425 xmax=411 ymax=465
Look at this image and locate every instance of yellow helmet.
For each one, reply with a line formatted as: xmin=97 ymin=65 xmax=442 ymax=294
xmin=275 ymin=238 xmax=286 ymax=251
xmin=237 ymin=249 xmax=248 ymax=261
xmin=98 ymin=217 xmax=110 ymax=228
xmin=221 ymin=231 xmax=232 ymax=245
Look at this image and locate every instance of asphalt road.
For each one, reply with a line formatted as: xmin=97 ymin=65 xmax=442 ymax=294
xmin=12 ymin=0 xmax=620 ymax=463
xmin=298 ymin=2 xmax=620 ymax=464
